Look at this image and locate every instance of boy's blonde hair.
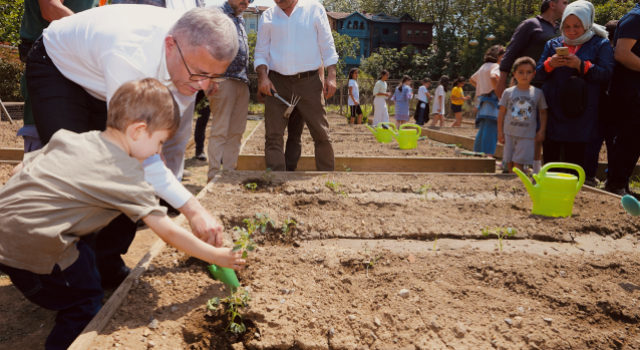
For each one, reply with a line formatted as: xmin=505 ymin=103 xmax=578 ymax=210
xmin=107 ymin=78 xmax=180 ymax=138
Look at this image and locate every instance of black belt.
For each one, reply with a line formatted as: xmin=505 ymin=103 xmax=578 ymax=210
xmin=270 ymin=69 xmax=318 ymax=79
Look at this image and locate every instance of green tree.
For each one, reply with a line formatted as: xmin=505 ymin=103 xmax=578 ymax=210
xmin=332 ymin=30 xmax=359 ymax=77
xmin=247 ymin=30 xmax=257 ymax=71
xmin=0 ymin=0 xmax=24 ymax=46
xmin=594 ymin=0 xmax=635 ymax=26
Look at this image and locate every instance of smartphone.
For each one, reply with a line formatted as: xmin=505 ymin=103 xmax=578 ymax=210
xmin=555 ymin=47 xmax=569 ymax=56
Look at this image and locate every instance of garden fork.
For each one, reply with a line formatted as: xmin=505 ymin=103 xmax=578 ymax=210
xmin=271 ymin=89 xmax=301 ymax=118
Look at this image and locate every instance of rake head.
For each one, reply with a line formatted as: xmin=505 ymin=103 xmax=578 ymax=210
xmin=283 ymin=94 xmax=301 ymax=118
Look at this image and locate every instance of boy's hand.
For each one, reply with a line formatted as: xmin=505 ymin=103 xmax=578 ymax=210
xmin=214 ymin=247 xmax=246 ymax=270
xmin=498 ymin=132 xmax=505 ymax=144
xmin=535 ymin=129 xmax=546 ymax=142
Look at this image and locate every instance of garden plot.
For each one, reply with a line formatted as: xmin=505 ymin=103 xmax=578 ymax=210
xmin=0 ymin=119 xmax=23 ymax=149
xmin=90 ymin=171 xmax=640 ymax=350
xmin=242 ymin=125 xmax=475 ymax=159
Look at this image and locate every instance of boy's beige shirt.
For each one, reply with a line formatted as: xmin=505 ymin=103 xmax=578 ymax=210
xmin=0 ymin=130 xmax=166 ymax=274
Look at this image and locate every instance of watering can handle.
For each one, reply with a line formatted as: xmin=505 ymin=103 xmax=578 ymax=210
xmin=400 ymin=123 xmax=422 ymax=135
xmin=538 ymin=162 xmax=585 ymax=193
xmin=379 ymin=122 xmax=396 ymax=130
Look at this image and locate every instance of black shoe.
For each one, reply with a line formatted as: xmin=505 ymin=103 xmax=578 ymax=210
xmin=101 ymin=266 xmax=131 ymax=290
xmin=195 ymin=150 xmax=207 ymax=161
xmin=584 ymin=176 xmax=598 ymax=187
xmin=159 ymin=198 xmax=181 ymax=216
xmin=604 ymin=182 xmax=640 ymax=201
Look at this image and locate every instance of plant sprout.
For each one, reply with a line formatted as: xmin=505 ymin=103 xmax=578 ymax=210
xmin=281 ymin=217 xmax=297 ymax=236
xmin=366 ymin=254 xmax=382 ymax=278
xmin=232 ymin=213 xmax=271 ymax=258
xmin=416 ymin=184 xmax=431 ymax=201
xmin=245 ymin=183 xmax=257 ymax=193
xmin=207 ymin=288 xmax=252 ymax=334
xmin=326 ymin=180 xmax=348 ymax=197
xmin=342 ymin=164 xmax=352 ymax=172
xmin=481 ymin=227 xmax=517 ymax=251
xmin=262 ymin=168 xmax=275 ymax=183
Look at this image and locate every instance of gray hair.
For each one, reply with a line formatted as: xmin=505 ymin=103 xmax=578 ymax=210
xmin=170 ymin=7 xmax=239 ymax=63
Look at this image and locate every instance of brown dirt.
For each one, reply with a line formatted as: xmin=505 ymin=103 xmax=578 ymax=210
xmin=89 ymin=171 xmax=640 ymax=350
xmin=0 ymin=117 xmax=261 ymax=350
xmin=0 ymin=120 xmax=23 ymax=149
xmin=243 ymin=123 xmax=476 ymax=159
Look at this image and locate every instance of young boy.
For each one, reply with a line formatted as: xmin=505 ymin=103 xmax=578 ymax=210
xmin=0 ymin=78 xmax=245 ymax=350
xmin=498 ymin=57 xmax=548 ymax=173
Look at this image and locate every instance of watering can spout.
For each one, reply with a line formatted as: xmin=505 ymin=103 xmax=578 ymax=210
xmin=513 ymin=167 xmax=536 ymax=201
xmin=366 ymin=125 xmax=377 ymax=137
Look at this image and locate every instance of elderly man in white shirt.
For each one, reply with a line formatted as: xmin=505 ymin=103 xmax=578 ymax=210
xmin=25 ymin=5 xmax=236 ymax=287
xmin=254 ymin=0 xmax=339 ymax=171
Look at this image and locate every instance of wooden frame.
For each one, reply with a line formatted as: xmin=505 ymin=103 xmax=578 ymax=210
xmin=237 ymin=154 xmax=496 ymax=173
xmin=0 ymin=148 xmax=23 ymax=164
xmin=421 ymin=128 xmax=504 ymax=158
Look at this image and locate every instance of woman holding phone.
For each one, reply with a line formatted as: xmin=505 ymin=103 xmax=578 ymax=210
xmin=535 ymin=0 xmax=614 ymax=170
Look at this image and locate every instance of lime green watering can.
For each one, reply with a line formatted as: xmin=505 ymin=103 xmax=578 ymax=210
xmin=513 ymin=162 xmax=585 ymax=218
xmin=366 ymin=122 xmax=396 ymax=143
xmin=392 ymin=124 xmax=422 ymax=150
xmin=207 ymin=264 xmax=240 ymax=287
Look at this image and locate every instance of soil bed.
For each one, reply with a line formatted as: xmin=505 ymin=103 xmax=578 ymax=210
xmin=243 ymin=124 xmax=475 ymax=158
xmin=90 ymin=172 xmax=640 ymax=350
xmin=0 ymin=120 xmax=23 ymax=149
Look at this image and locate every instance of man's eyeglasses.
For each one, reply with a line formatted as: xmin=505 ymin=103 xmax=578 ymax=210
xmin=173 ymin=38 xmax=226 ymax=83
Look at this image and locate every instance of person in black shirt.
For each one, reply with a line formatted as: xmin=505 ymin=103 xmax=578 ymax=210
xmin=605 ymin=3 xmax=640 ymax=199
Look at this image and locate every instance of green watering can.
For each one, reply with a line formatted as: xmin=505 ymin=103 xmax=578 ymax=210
xmin=513 ymin=162 xmax=585 ymax=218
xmin=207 ymin=264 xmax=240 ymax=288
xmin=366 ymin=122 xmax=396 ymax=143
xmin=392 ymin=124 xmax=422 ymax=150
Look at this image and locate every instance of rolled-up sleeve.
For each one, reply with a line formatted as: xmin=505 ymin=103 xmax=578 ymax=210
xmin=315 ymin=6 xmax=339 ymax=67
xmin=254 ymin=14 xmax=271 ymax=71
xmin=500 ymin=21 xmax=532 ymax=72
xmin=143 ymin=154 xmax=193 ymax=209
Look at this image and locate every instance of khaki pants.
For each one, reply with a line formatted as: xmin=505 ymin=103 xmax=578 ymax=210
xmin=265 ymin=71 xmax=334 ymax=171
xmin=207 ymin=79 xmax=250 ymax=181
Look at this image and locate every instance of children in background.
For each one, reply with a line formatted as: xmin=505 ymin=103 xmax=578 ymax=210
xmin=450 ymin=76 xmax=470 ymax=127
xmin=348 ymin=68 xmax=363 ymax=125
xmin=372 ymin=69 xmax=391 ymax=126
xmin=414 ymin=78 xmax=432 ymax=126
xmin=498 ymin=57 xmax=548 ymax=173
xmin=391 ymin=75 xmax=413 ymax=128
xmin=0 ymin=78 xmax=245 ymax=350
xmin=470 ymin=45 xmax=505 ymax=158
xmin=430 ymin=75 xmax=448 ymax=127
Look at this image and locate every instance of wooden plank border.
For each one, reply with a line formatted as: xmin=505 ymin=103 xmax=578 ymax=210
xmin=237 ymin=154 xmax=496 ymax=173
xmin=421 ymin=128 xmax=504 ymax=159
xmin=68 ymin=179 xmax=219 ymax=350
xmin=0 ymin=148 xmax=23 ymax=162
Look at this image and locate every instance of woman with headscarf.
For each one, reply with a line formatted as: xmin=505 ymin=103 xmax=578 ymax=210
xmin=536 ymin=0 xmax=614 ymax=170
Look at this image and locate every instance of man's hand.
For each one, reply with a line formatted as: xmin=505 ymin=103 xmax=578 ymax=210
xmin=178 ymin=197 xmax=224 ymax=247
xmin=535 ymin=129 xmax=546 ymax=142
xmin=496 ymin=72 xmax=509 ymax=99
xmin=257 ymin=64 xmax=276 ymax=97
xmin=324 ymin=65 xmax=337 ymax=99
xmin=549 ymin=54 xmax=567 ymax=68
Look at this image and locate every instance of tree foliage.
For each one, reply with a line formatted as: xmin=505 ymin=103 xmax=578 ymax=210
xmin=332 ymin=30 xmax=360 ymax=77
xmin=0 ymin=0 xmax=24 ymax=46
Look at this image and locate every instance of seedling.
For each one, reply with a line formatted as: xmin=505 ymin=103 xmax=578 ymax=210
xmin=245 ymin=183 xmax=257 ymax=193
xmin=326 ymin=180 xmax=348 ymax=197
xmin=342 ymin=164 xmax=352 ymax=172
xmin=281 ymin=217 xmax=297 ymax=236
xmin=366 ymin=254 xmax=382 ymax=278
xmin=481 ymin=227 xmax=517 ymax=251
xmin=494 ymin=184 xmax=499 ymax=197
xmin=232 ymin=213 xmax=271 ymax=258
xmin=416 ymin=184 xmax=431 ymax=201
xmin=262 ymin=168 xmax=275 ymax=183
xmin=207 ymin=288 xmax=252 ymax=334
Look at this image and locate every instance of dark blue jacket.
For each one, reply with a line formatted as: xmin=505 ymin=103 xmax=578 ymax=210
xmin=536 ymin=35 xmax=614 ymax=143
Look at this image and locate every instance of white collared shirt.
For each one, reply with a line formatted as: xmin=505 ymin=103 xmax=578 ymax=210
xmin=43 ymin=5 xmax=194 ymax=116
xmin=254 ymin=0 xmax=338 ymax=75
xmin=43 ymin=5 xmax=194 ymax=208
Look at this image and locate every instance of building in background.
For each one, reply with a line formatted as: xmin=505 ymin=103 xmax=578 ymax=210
xmin=327 ymin=11 xmax=433 ymax=72
xmin=243 ymin=6 xmax=269 ymax=33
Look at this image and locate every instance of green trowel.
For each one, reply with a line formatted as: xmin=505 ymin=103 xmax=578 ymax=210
xmin=207 ymin=264 xmax=240 ymax=288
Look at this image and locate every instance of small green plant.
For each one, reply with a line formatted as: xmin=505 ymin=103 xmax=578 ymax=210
xmin=245 ymin=183 xmax=257 ymax=193
xmin=232 ymin=213 xmax=271 ymax=258
xmin=281 ymin=217 xmax=297 ymax=236
xmin=366 ymin=254 xmax=382 ymax=278
xmin=261 ymin=168 xmax=275 ymax=183
xmin=342 ymin=164 xmax=352 ymax=172
xmin=207 ymin=288 xmax=252 ymax=334
xmin=481 ymin=227 xmax=517 ymax=251
xmin=326 ymin=180 xmax=348 ymax=197
xmin=416 ymin=184 xmax=431 ymax=201
xmin=494 ymin=184 xmax=499 ymax=197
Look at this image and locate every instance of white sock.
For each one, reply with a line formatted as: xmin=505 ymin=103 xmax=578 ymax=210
xmin=533 ymin=160 xmax=542 ymax=174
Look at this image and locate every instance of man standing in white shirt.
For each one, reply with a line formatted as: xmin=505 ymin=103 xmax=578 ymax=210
xmin=25 ymin=5 xmax=237 ymax=287
xmin=254 ymin=0 xmax=339 ymax=171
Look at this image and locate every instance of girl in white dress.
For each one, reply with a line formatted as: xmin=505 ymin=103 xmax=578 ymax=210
xmin=372 ymin=70 xmax=391 ymax=126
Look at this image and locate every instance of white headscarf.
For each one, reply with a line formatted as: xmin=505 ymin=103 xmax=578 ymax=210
xmin=561 ymin=0 xmax=608 ymax=46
